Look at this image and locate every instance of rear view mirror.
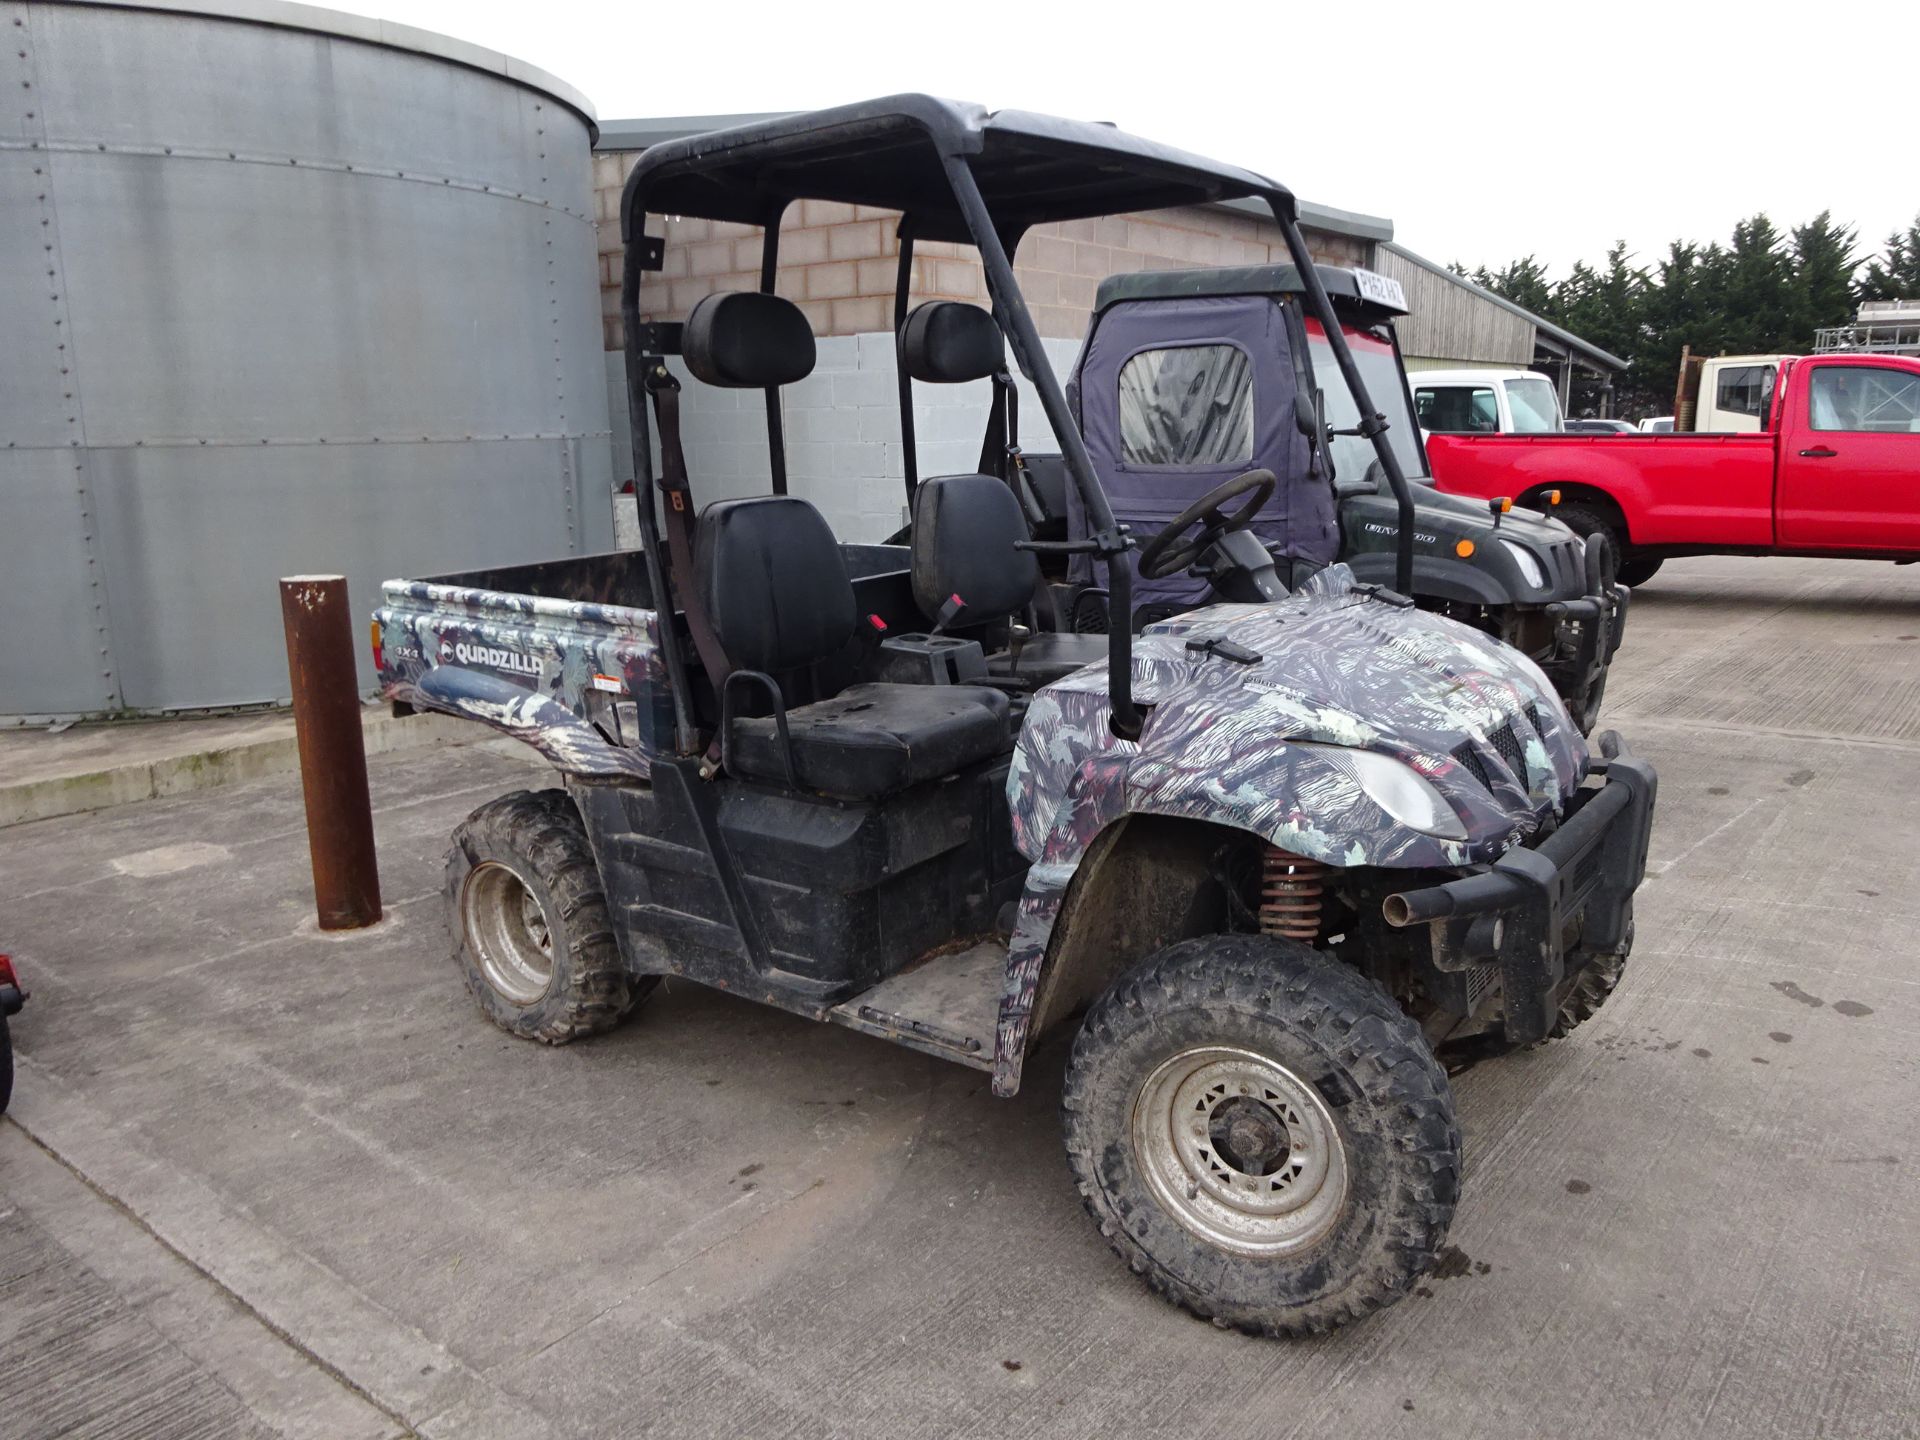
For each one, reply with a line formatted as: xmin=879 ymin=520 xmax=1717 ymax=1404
xmin=1294 ymin=393 xmax=1319 ymax=437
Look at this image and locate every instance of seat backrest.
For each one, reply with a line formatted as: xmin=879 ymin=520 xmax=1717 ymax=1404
xmin=696 ymin=496 xmax=855 ymax=673
xmin=911 ymin=474 xmax=1039 ymax=625
xmin=683 ymin=291 xmax=816 ymax=389
xmin=901 ymin=303 xmax=1037 ymax=627
xmin=901 ymin=301 xmax=1003 ymax=383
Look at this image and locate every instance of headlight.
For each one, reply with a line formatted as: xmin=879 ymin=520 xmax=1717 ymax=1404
xmin=1499 ymin=538 xmax=1546 ymax=588
xmin=1291 ymin=743 xmax=1467 ymax=840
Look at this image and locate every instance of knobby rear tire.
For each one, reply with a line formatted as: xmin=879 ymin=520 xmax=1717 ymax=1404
xmin=445 ymin=788 xmax=650 ymax=1044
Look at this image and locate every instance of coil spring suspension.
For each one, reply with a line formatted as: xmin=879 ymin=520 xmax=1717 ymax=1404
xmin=1260 ymin=846 xmax=1327 ymax=942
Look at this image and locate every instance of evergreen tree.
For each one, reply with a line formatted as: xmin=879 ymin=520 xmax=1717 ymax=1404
xmin=1558 ymin=243 xmax=1647 ymax=363
xmin=1860 ymin=214 xmax=1920 ymax=300
xmin=1469 ymin=256 xmax=1556 ymax=317
xmin=1635 ymin=241 xmax=1716 ymax=415
xmin=1459 ymin=208 xmax=1910 ymax=418
xmin=1555 ymin=244 xmax=1650 ymax=414
xmin=1716 ymin=215 xmax=1797 ymax=354
xmin=1786 ymin=211 xmax=1859 ymax=347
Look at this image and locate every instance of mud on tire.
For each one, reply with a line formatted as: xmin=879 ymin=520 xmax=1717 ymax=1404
xmin=445 ymin=789 xmax=650 ymax=1043
xmin=1548 ymin=922 xmax=1632 ymax=1040
xmin=1062 ymin=934 xmax=1460 ymax=1337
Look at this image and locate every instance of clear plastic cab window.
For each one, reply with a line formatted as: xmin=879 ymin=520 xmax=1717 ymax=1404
xmin=1118 ymin=344 xmax=1255 ymax=466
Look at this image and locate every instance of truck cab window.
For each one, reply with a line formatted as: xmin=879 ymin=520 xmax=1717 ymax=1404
xmin=1808 ymin=366 xmax=1920 ymax=433
xmin=1506 ymin=377 xmax=1562 ymax=434
xmin=1415 ymin=385 xmax=1498 ymax=434
xmin=1716 ymin=365 xmax=1771 ymax=420
xmin=1118 ymin=344 xmax=1254 ymax=465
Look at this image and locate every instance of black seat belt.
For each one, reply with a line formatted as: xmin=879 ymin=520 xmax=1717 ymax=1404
xmin=983 ymin=369 xmax=1049 ymax=531
xmin=642 ymin=362 xmax=732 ymax=689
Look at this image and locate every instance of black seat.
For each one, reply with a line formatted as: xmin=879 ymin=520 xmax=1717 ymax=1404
xmin=695 ymin=494 xmax=1010 ymax=800
xmin=901 ymin=302 xmax=1108 ymax=687
xmin=911 ymin=473 xmax=1108 ymax=686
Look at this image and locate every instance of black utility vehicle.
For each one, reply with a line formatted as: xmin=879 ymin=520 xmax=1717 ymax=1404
xmin=374 ymin=97 xmax=1658 ymax=1335
xmin=989 ymin=265 xmax=1627 ymax=732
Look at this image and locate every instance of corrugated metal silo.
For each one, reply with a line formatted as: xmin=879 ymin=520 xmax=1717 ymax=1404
xmin=1 ymin=0 xmax=611 ymax=720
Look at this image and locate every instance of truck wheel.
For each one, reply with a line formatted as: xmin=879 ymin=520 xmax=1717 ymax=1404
xmin=1547 ymin=922 xmax=1632 ymax=1040
xmin=445 ymin=789 xmax=650 ymax=1043
xmin=1062 ymin=934 xmax=1460 ymax=1337
xmin=1557 ymin=500 xmax=1660 ymax=588
xmin=1555 ymin=499 xmax=1625 ymax=565
xmin=0 ymin=1015 xmax=11 ymax=1115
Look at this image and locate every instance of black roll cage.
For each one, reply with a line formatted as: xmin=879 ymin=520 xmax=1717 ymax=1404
xmin=618 ymin=95 xmax=1418 ymax=757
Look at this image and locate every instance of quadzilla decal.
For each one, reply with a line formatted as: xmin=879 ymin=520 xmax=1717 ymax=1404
xmin=372 ymin=579 xmax=674 ymax=776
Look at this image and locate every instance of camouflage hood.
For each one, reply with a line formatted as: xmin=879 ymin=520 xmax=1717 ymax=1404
xmin=1010 ymin=565 xmax=1588 ymax=871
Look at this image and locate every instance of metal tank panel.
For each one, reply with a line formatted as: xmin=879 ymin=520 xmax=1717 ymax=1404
xmin=0 ymin=0 xmax=611 ymax=718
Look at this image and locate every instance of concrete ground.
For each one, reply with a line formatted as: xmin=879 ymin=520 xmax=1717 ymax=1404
xmin=3 ymin=554 xmax=1916 ymax=1439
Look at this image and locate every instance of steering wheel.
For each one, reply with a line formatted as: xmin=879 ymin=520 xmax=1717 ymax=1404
xmin=1135 ymin=469 xmax=1277 ymax=579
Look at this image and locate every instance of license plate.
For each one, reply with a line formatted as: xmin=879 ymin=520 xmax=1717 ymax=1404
xmin=1351 ymin=268 xmax=1407 ymax=310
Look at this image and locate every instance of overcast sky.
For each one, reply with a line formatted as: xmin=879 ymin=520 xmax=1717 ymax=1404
xmin=375 ymin=0 xmax=1915 ymax=278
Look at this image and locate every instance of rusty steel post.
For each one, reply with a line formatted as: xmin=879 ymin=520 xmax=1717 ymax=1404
xmin=279 ymin=575 xmax=382 ymax=929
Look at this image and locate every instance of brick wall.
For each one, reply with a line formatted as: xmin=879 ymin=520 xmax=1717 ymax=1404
xmin=608 ymin=334 xmax=1083 ymax=549
xmin=591 ymin=149 xmax=1378 ymax=549
xmin=591 ymin=151 xmax=1373 ymax=351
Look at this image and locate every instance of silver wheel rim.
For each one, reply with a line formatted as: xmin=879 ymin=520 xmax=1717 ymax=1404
xmin=1131 ymin=1044 xmax=1349 ymax=1257
xmin=461 ymin=861 xmax=555 ymax=1006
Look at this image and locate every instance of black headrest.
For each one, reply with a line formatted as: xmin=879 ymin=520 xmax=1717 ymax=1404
xmin=695 ymin=497 xmax=854 ymax=673
xmin=911 ymin=474 xmax=1039 ymax=625
xmin=684 ymin=292 xmax=816 ymax=389
xmin=901 ymin=302 xmax=1004 ymax=384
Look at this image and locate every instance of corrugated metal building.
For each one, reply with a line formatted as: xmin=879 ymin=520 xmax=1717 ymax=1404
xmin=2 ymin=0 xmax=611 ymax=722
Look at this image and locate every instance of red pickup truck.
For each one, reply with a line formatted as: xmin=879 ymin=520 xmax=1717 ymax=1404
xmin=1426 ymin=354 xmax=1920 ymax=585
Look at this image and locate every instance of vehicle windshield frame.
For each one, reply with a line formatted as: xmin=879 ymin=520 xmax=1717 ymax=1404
xmin=1302 ymin=316 xmax=1430 ymax=483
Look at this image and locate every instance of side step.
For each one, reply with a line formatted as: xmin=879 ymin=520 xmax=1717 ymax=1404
xmin=826 ymin=938 xmax=1007 ymax=1072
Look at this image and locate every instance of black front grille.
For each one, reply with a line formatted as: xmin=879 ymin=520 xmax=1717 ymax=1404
xmin=1452 ymin=742 xmax=1493 ymax=791
xmin=1490 ymin=720 xmax=1525 ymax=774
xmin=1553 ymin=540 xmax=1584 ymax=588
xmin=1453 ymin=705 xmax=1542 ymax=791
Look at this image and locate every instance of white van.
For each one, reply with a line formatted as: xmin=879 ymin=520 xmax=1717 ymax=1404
xmin=1410 ymin=369 xmax=1564 ymax=439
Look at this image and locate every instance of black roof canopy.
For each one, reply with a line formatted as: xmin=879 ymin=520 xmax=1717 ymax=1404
xmin=1095 ymin=264 xmax=1411 ymax=320
xmin=623 ymin=94 xmax=1295 ymax=244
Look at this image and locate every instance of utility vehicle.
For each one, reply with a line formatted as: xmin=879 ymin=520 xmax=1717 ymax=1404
xmin=374 ymin=97 xmax=1658 ymax=1336
xmin=999 ymin=265 xmax=1626 ymax=731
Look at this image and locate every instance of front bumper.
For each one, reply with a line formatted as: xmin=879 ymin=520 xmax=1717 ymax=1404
xmin=1548 ymin=583 xmax=1629 ymax=676
xmin=1543 ymin=532 xmax=1630 ymax=707
xmin=1384 ymin=733 xmax=1657 ymax=1044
